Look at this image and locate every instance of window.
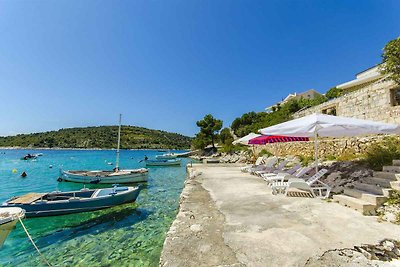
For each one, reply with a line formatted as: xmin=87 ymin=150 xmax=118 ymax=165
xmin=322 ymin=106 xmax=337 ymax=116
xmin=390 ymin=88 xmax=400 ymax=106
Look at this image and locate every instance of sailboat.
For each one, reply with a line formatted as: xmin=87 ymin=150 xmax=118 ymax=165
xmin=59 ymin=114 xmax=149 ymax=184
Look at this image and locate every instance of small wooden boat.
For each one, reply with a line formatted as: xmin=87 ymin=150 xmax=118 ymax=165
xmin=155 ymin=153 xmax=177 ymax=160
xmin=145 ymin=159 xmax=181 ymax=167
xmin=2 ymin=186 xmax=141 ymax=218
xmin=60 ymin=114 xmax=149 ymax=184
xmin=0 ymin=207 xmax=25 ymax=246
xmin=59 ymin=168 xmax=149 ymax=184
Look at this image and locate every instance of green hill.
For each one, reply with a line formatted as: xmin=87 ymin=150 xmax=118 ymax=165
xmin=0 ymin=126 xmax=192 ymax=149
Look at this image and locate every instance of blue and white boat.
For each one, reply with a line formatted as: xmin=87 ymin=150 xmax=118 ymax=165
xmin=2 ymin=186 xmax=140 ymax=218
xmin=145 ymin=159 xmax=181 ymax=167
xmin=155 ymin=153 xmax=177 ymax=160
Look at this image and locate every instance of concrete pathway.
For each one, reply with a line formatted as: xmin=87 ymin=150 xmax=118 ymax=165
xmin=160 ymin=164 xmax=400 ymax=267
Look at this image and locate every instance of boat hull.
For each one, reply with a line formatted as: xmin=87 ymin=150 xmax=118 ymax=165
xmin=155 ymin=154 xmax=177 ymax=160
xmin=0 ymin=220 xmax=18 ymax=247
xmin=0 ymin=207 xmax=25 ymax=247
xmin=3 ymin=187 xmax=140 ymax=218
xmin=145 ymin=160 xmax=181 ymax=166
xmin=60 ymin=170 xmax=148 ymax=184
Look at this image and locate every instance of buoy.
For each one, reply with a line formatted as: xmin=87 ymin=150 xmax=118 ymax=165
xmin=12 ymin=168 xmax=17 ymax=173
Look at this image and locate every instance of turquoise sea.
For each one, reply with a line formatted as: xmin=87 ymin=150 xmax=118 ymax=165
xmin=0 ymin=149 xmax=190 ymax=266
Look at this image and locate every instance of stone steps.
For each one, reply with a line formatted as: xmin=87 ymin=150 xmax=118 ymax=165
xmin=373 ymin=171 xmax=397 ymax=180
xmin=390 ymin=181 xmax=400 ymax=191
xmin=332 ymin=195 xmax=376 ymax=215
xmin=333 ymin=161 xmax=400 ymax=215
xmin=343 ymin=188 xmax=387 ymax=206
xmin=354 ymin=183 xmax=385 ymax=195
xmin=362 ymin=177 xmax=392 ymax=187
xmin=353 ymin=183 xmax=392 ymax=197
xmin=382 ymin=166 xmax=400 ymax=173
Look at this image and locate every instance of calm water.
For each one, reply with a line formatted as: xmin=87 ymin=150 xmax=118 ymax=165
xmin=0 ymin=149 xmax=190 ymax=266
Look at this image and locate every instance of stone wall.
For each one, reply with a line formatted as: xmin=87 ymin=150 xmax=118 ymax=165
xmin=294 ymin=79 xmax=400 ymax=125
xmin=255 ymin=135 xmax=400 ymax=160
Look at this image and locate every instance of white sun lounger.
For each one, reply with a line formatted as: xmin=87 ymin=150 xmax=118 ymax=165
xmin=249 ymin=157 xmax=278 ymax=175
xmin=261 ymin=163 xmax=301 ymax=180
xmin=240 ymin=156 xmax=264 ymax=172
xmin=262 ymin=165 xmax=310 ymax=185
xmin=285 ymin=169 xmax=331 ymax=198
xmin=271 ymin=169 xmax=328 ymax=196
xmin=254 ymin=159 xmax=289 ymax=176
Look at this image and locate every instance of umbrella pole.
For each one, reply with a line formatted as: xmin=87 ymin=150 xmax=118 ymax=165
xmin=314 ymin=131 xmax=319 ymax=172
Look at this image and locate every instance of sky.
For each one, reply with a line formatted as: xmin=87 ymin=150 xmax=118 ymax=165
xmin=0 ymin=1 xmax=399 ymax=137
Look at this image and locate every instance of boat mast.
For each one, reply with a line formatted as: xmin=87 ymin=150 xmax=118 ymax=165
xmin=115 ymin=114 xmax=122 ymax=172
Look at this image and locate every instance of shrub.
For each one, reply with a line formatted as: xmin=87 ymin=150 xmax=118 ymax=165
xmin=362 ymin=137 xmax=400 ymax=170
xmin=325 ymin=87 xmax=344 ymax=99
xmin=258 ymin=148 xmax=272 ymax=157
xmin=298 ymin=155 xmax=314 ymax=166
xmin=386 ymin=190 xmax=400 ymax=205
xmin=337 ymin=150 xmax=359 ymax=161
xmin=325 ymin=154 xmax=337 ymax=161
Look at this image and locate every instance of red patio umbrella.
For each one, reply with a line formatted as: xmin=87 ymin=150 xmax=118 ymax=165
xmin=248 ymin=135 xmax=309 ymax=145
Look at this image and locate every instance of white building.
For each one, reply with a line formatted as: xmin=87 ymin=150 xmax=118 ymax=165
xmin=337 ymin=65 xmax=383 ymax=91
xmin=265 ymin=89 xmax=322 ymax=112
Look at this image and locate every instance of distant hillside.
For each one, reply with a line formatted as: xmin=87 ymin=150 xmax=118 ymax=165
xmin=0 ymin=126 xmax=192 ymax=149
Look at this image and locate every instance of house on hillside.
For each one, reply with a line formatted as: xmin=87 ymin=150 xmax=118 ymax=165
xmin=293 ymin=65 xmax=400 ymax=124
xmin=265 ymin=89 xmax=322 ymax=112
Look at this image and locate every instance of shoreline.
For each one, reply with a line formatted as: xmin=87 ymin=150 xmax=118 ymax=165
xmin=160 ymin=164 xmax=400 ymax=266
xmin=0 ymin=147 xmax=190 ymax=151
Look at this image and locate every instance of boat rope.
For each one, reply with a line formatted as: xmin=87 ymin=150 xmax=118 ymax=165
xmin=18 ymin=217 xmax=52 ymax=267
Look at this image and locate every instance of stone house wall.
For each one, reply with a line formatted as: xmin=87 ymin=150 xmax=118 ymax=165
xmin=293 ymin=79 xmax=400 ymax=124
xmin=255 ymin=135 xmax=400 ymax=160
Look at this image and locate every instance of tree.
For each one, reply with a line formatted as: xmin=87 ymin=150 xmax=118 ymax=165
xmin=219 ymin=128 xmax=233 ymax=145
xmin=219 ymin=127 xmax=235 ymax=153
xmin=192 ymin=132 xmax=210 ymax=150
xmin=380 ymin=37 xmax=400 ymax=84
xmin=196 ymin=114 xmax=223 ymax=148
xmin=325 ymin=87 xmax=344 ymax=100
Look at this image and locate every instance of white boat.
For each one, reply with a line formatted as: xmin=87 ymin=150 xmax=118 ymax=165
xmin=59 ymin=114 xmax=149 ymax=184
xmin=145 ymin=159 xmax=181 ymax=166
xmin=0 ymin=207 xmax=25 ymax=247
xmin=155 ymin=153 xmax=177 ymax=160
xmin=59 ymin=168 xmax=148 ymax=184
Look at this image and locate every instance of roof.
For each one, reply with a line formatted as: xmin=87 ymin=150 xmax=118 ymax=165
xmin=337 ymin=65 xmax=383 ymax=89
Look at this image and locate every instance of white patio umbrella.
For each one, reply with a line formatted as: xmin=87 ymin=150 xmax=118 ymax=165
xmin=232 ymin=132 xmax=261 ymax=145
xmin=259 ymin=113 xmax=400 ymax=170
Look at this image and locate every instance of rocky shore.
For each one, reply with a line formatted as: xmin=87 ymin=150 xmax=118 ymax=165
xmin=305 ymin=239 xmax=400 ymax=266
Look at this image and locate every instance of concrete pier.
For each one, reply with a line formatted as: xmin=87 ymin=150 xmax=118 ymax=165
xmin=160 ymin=164 xmax=400 ymax=267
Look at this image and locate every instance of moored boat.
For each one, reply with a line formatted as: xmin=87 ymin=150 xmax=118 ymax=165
xmin=145 ymin=159 xmax=181 ymax=167
xmin=21 ymin=154 xmax=37 ymax=160
xmin=60 ymin=114 xmax=149 ymax=184
xmin=2 ymin=186 xmax=140 ymax=218
xmin=0 ymin=207 xmax=25 ymax=247
xmin=155 ymin=153 xmax=177 ymax=160
xmin=59 ymin=168 xmax=148 ymax=184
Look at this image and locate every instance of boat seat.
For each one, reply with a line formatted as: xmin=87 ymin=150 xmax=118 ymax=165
xmin=8 ymin=193 xmax=46 ymax=204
